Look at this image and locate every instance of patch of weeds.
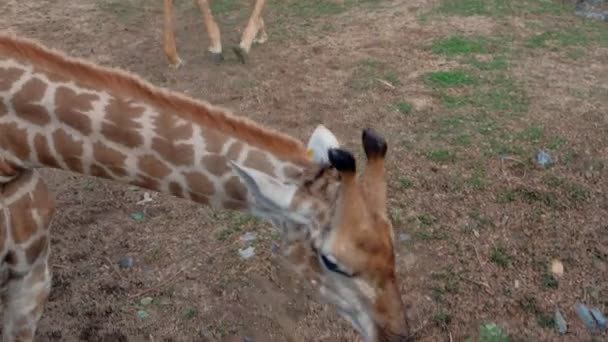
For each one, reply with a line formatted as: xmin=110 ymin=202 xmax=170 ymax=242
xmin=519 ymin=126 xmax=544 ymax=143
xmin=454 ymin=133 xmax=472 ymax=146
xmin=398 ymin=176 xmax=414 ymax=189
xmin=469 ymin=209 xmax=492 ymax=227
xmin=426 ymin=149 xmax=457 ymax=162
xmin=465 ymin=56 xmax=508 ymax=70
xmin=435 ymin=0 xmax=492 ymax=16
xmin=414 ymin=227 xmax=433 ymax=240
xmin=432 ymin=35 xmax=487 ymax=55
xmin=210 ymin=0 xmax=239 ymax=14
xmin=384 ymin=71 xmax=401 ymax=86
xmin=542 ymin=174 xmax=563 ymax=188
xmin=181 ymin=307 xmax=198 ymax=320
xmin=518 ymin=296 xmax=555 ymax=329
xmin=431 ymin=286 xmax=446 ymax=302
xmin=396 ymin=100 xmax=413 ymax=114
xmin=418 ymin=214 xmax=437 ymax=226
xmin=469 ymin=76 xmax=528 ymax=115
xmin=478 ymin=322 xmax=510 ymax=342
xmin=537 ymin=314 xmax=554 ymax=329
xmin=215 ymin=213 xmax=256 ymax=241
xmin=435 ymin=0 xmax=567 ymax=17
xmin=425 ymin=71 xmax=477 ymax=87
xmin=490 ymin=245 xmax=511 ymax=268
xmin=433 ymin=311 xmax=452 ymax=328
xmin=542 ymin=273 xmax=559 ymax=289
xmin=565 ymin=183 xmax=589 ymax=203
xmin=497 ymin=187 xmax=560 ymax=208
xmin=548 ymin=136 xmax=567 ymax=149
xmin=526 ymin=28 xmax=600 ymax=50
xmin=466 ymin=168 xmax=486 ymax=189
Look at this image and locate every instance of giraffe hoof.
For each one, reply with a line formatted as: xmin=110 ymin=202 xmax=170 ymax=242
xmin=168 ymin=57 xmax=184 ymax=69
xmin=208 ymin=52 xmax=224 ymax=65
xmin=232 ymin=46 xmax=248 ymax=64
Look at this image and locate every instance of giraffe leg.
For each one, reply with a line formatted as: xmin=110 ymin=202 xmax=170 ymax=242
xmin=194 ymin=0 xmax=224 ymax=64
xmin=233 ymin=0 xmax=267 ymax=64
xmin=163 ymin=0 xmax=184 ymax=69
xmin=2 ymin=259 xmax=51 ymax=342
xmin=253 ymin=17 xmax=268 ymax=44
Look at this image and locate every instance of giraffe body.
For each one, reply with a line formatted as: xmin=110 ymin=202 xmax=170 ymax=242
xmin=0 ymin=33 xmax=411 ymax=342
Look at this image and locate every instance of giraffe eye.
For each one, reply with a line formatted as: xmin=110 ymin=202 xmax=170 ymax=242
xmin=320 ymin=254 xmax=352 ymax=277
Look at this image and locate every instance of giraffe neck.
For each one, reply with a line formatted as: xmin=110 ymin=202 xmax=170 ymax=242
xmin=0 ymin=34 xmax=314 ymax=210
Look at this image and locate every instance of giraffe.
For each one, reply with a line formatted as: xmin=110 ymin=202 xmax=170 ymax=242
xmin=0 ymin=33 xmax=411 ymax=342
xmin=163 ymin=0 xmax=267 ymax=67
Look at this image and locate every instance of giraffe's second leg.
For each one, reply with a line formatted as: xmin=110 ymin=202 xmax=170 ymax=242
xmin=163 ymin=0 xmax=184 ymax=68
xmin=2 ymin=260 xmax=51 ymax=342
xmin=253 ymin=17 xmax=268 ymax=44
xmin=233 ymin=0 xmax=267 ymax=64
xmin=195 ymin=0 xmax=224 ymax=64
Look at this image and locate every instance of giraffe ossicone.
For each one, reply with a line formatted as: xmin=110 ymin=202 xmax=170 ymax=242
xmin=0 ymin=33 xmax=411 ymax=342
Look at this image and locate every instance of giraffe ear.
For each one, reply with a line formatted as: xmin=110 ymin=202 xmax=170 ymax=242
xmin=229 ymin=161 xmax=296 ymax=211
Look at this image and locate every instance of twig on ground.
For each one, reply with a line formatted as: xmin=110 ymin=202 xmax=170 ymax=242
xmin=128 ymin=268 xmax=185 ymax=299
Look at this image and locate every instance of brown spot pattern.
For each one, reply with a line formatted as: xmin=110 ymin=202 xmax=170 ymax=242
xmin=101 ymin=97 xmax=144 ymax=148
xmin=55 ymin=86 xmax=97 ymax=134
xmin=0 ymin=210 xmax=6 ymax=251
xmin=244 ymin=150 xmax=275 ymax=177
xmin=0 ymin=67 xmax=24 ymax=91
xmin=132 ymin=175 xmax=160 ymax=191
xmin=168 ymin=182 xmax=183 ymax=198
xmin=223 ymin=200 xmax=246 ymax=210
xmin=283 ymin=165 xmax=303 ymax=179
xmin=151 ymin=137 xmax=194 ymax=166
xmin=225 ymin=141 xmax=244 ymax=160
xmin=0 ymin=100 xmax=7 ymax=117
xmin=11 ymin=77 xmax=51 ymax=126
xmin=189 ymin=192 xmax=210 ymax=205
xmin=0 ymin=122 xmax=30 ymax=160
xmin=184 ymin=171 xmax=215 ymax=196
xmin=52 ymin=129 xmax=83 ymax=173
xmin=138 ymin=155 xmax=172 ymax=178
xmin=34 ymin=135 xmax=59 ymax=168
xmin=9 ymin=195 xmax=37 ymax=243
xmin=90 ymin=164 xmax=111 ymax=179
xmin=202 ymin=127 xmax=227 ymax=154
xmin=224 ymin=176 xmax=247 ymax=202
xmin=154 ymin=111 xmax=193 ymax=141
xmin=202 ymin=154 xmax=229 ymax=176
xmin=93 ymin=142 xmax=127 ymax=175
xmin=25 ymin=236 xmax=48 ymax=264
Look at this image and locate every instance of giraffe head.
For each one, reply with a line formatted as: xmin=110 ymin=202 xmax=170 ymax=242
xmin=231 ymin=128 xmax=410 ymax=342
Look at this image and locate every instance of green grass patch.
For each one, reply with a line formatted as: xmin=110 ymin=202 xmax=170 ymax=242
xmin=425 ymin=71 xmax=477 ymax=87
xmin=432 ymin=35 xmax=487 ymax=55
xmin=426 ymin=149 xmax=457 ymax=162
xmin=490 ymin=245 xmax=511 ymax=267
xmin=398 ymin=176 xmax=414 ymax=189
xmin=396 ymin=101 xmax=413 ymax=114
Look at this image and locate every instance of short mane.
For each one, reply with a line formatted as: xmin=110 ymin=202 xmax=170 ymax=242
xmin=0 ymin=32 xmax=310 ymax=165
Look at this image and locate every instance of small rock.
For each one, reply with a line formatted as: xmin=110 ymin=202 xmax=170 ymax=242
xmin=575 ymin=302 xmax=598 ymax=331
xmin=140 ymin=297 xmax=153 ymax=306
xmin=535 ymin=149 xmax=554 ymax=168
xmin=243 ymin=337 xmax=253 ymax=342
xmin=271 ymin=243 xmax=280 ymax=254
xmin=137 ymin=192 xmax=154 ymax=205
xmin=136 ymin=310 xmax=149 ymax=319
xmin=555 ymin=308 xmax=568 ymax=334
xmin=238 ymin=246 xmax=255 ymax=259
xmin=240 ymin=232 xmax=257 ymax=242
xmin=131 ymin=211 xmax=144 ymax=221
xmin=551 ymin=259 xmax=564 ymax=277
xmin=118 ymin=256 xmax=134 ymax=269
xmin=399 ymin=233 xmax=411 ymax=242
xmin=589 ymin=307 xmax=607 ymax=330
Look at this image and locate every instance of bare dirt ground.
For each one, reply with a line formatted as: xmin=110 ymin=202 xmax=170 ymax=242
xmin=1 ymin=0 xmax=607 ymax=341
